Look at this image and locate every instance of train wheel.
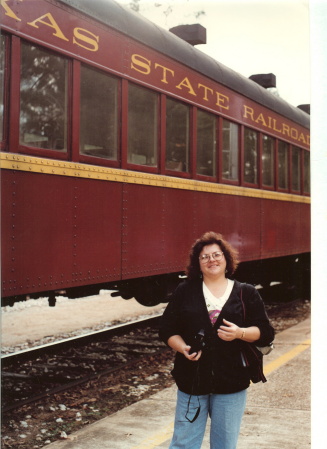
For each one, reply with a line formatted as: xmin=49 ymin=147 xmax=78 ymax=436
xmin=111 ymin=275 xmax=182 ymax=307
xmin=133 ymin=278 xmax=167 ymax=307
xmin=134 ymin=293 xmax=161 ymax=307
xmin=134 ymin=284 xmax=162 ymax=307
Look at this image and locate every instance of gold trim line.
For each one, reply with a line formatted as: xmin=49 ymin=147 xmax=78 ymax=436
xmin=0 ymin=153 xmax=311 ymax=204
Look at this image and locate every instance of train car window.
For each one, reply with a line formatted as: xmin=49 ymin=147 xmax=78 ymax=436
xmin=80 ymin=65 xmax=118 ymax=160
xmin=303 ymin=150 xmax=310 ymax=194
xmin=20 ymin=42 xmax=68 ymax=151
xmin=166 ymin=98 xmax=189 ymax=172
xmin=0 ymin=35 xmax=5 ymax=143
xmin=222 ymin=120 xmax=239 ymax=181
xmin=196 ymin=109 xmax=216 ymax=177
xmin=291 ymin=146 xmax=301 ymax=192
xmin=128 ymin=84 xmax=158 ymax=166
xmin=277 ymin=141 xmax=289 ymax=190
xmin=303 ymin=151 xmax=310 ymax=194
xmin=262 ymin=135 xmax=275 ymax=188
xmin=244 ymin=128 xmax=258 ymax=184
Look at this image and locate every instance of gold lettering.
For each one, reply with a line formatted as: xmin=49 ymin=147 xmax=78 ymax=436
xmin=255 ymin=113 xmax=267 ymax=127
xmin=216 ymin=92 xmax=229 ymax=109
xmin=176 ymin=77 xmax=196 ymax=96
xmin=298 ymin=133 xmax=306 ymax=144
xmin=1 ymin=0 xmax=21 ymax=21
xmin=290 ymin=128 xmax=298 ymax=139
xmin=198 ymin=84 xmax=214 ymax=101
xmin=154 ymin=63 xmax=174 ymax=84
xmin=243 ymin=105 xmax=254 ymax=120
xmin=27 ymin=13 xmax=69 ymax=41
xmin=282 ymin=123 xmax=290 ymax=137
xmin=272 ymin=119 xmax=282 ymax=133
xmin=243 ymin=105 xmax=308 ymax=146
xmin=131 ymin=54 xmax=151 ymax=75
xmin=73 ymin=28 xmax=99 ymax=52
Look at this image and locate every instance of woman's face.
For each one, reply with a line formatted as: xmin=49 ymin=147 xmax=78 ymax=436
xmin=199 ymin=243 xmax=227 ymax=280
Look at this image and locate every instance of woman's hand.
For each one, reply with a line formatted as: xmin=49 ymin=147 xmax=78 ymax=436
xmin=184 ymin=346 xmax=202 ymax=361
xmin=167 ymin=335 xmax=202 ymax=361
xmin=217 ymin=319 xmax=261 ymax=342
xmin=217 ymin=319 xmax=240 ymax=341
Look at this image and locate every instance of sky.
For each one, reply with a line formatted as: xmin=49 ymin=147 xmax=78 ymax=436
xmin=116 ymin=0 xmax=311 ymax=108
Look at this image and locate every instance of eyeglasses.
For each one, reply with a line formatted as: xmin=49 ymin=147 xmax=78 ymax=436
xmin=199 ymin=251 xmax=224 ymax=263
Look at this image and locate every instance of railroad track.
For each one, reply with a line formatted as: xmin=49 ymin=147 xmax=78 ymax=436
xmin=1 ymin=284 xmax=310 ymax=414
xmin=1 ymin=315 xmax=166 ymax=413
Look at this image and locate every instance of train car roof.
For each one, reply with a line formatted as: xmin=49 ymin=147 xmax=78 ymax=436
xmin=58 ymin=0 xmax=310 ymax=129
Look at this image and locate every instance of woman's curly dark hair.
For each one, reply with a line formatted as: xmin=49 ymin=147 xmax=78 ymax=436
xmin=186 ymin=231 xmax=239 ymax=280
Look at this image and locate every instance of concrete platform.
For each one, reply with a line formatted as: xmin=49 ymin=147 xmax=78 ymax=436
xmin=46 ymin=318 xmax=311 ymax=449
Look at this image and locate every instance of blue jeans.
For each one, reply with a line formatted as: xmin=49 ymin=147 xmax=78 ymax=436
xmin=169 ymin=389 xmax=247 ymax=449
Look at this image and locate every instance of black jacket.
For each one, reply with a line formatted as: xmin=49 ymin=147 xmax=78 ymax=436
xmin=159 ymin=279 xmax=275 ymax=395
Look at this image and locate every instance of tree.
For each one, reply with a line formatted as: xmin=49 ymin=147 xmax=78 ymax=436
xmin=121 ymin=0 xmax=206 ymax=24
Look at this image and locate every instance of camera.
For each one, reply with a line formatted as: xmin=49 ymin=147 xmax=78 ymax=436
xmin=189 ymin=329 xmax=206 ymax=355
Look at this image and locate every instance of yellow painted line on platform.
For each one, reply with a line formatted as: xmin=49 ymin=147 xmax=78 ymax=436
xmin=264 ymin=338 xmax=311 ymax=376
xmin=131 ymin=338 xmax=311 ymax=449
xmin=130 ymin=422 xmax=174 ymax=449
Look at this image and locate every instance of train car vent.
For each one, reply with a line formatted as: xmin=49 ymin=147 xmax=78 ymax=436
xmin=169 ymin=24 xmax=207 ymax=46
xmin=249 ymin=73 xmax=277 ymax=89
xmin=297 ymin=104 xmax=310 ymax=114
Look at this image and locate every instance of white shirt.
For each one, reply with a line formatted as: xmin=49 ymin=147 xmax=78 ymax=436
xmin=203 ymin=279 xmax=234 ymax=325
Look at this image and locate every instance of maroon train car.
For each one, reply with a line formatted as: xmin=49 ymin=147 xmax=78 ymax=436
xmin=0 ymin=0 xmax=310 ymax=307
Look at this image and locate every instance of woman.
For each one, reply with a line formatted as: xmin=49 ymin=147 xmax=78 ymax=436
xmin=159 ymin=231 xmax=274 ymax=449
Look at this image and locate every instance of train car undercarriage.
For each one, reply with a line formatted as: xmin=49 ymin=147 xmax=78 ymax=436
xmin=2 ymin=252 xmax=310 ymax=308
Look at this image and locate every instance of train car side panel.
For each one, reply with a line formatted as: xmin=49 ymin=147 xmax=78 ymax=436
xmin=1 ymin=170 xmax=75 ymax=297
xmin=70 ymin=177 xmax=123 ymax=286
xmin=1 ymin=170 xmax=123 ymax=298
xmin=121 ymin=184 xmax=196 ymax=279
xmin=260 ymin=200 xmax=310 ymax=258
xmin=161 ymin=188 xmax=198 ymax=272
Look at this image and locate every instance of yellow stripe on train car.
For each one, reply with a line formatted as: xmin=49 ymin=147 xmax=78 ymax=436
xmin=1 ymin=152 xmax=311 ymax=204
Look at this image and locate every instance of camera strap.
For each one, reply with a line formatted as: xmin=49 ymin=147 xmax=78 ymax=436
xmin=185 ymin=361 xmax=201 ymax=423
